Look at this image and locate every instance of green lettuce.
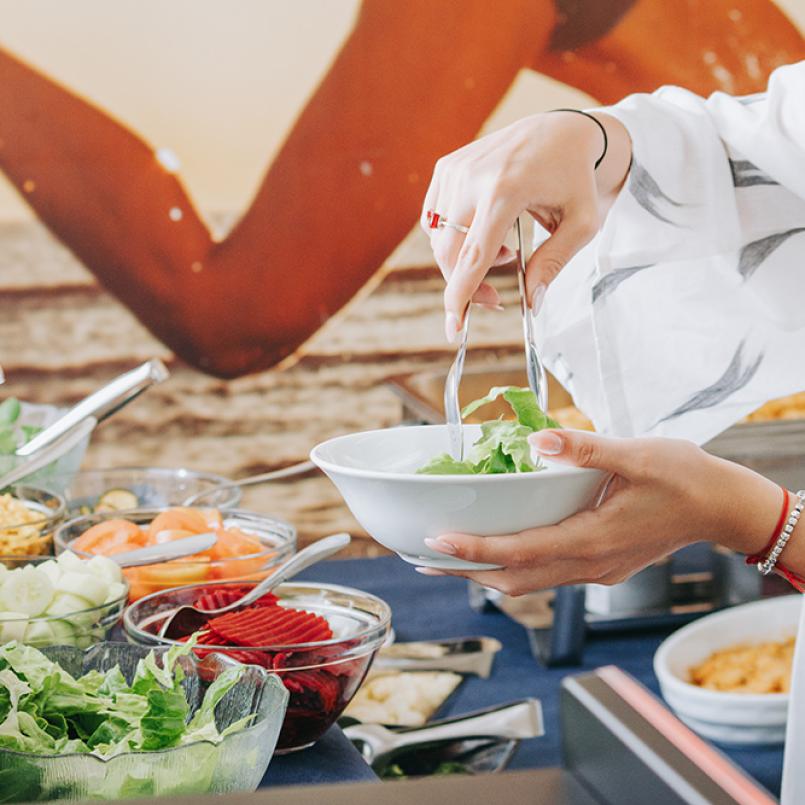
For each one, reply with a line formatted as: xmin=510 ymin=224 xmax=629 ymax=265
xmin=0 ymin=638 xmax=246 ymax=759
xmin=418 ymin=386 xmax=561 ymax=476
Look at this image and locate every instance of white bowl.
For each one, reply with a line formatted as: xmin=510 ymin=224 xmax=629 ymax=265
xmin=311 ymin=424 xmax=605 ymax=570
xmin=654 ymin=595 xmax=802 ymax=745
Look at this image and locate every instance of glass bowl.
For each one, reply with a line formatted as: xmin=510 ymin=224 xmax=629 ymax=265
xmin=0 ymin=402 xmax=91 ymax=494
xmin=124 ymin=580 xmax=392 ymax=751
xmin=0 ymin=555 xmax=127 ymax=648
xmin=0 ymin=642 xmax=288 ymax=802
xmin=58 ymin=467 xmax=241 ymax=515
xmin=55 ymin=509 xmax=296 ymax=601
xmin=0 ymin=485 xmax=66 ymax=556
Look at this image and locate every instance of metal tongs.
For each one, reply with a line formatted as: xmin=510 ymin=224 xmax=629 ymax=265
xmin=443 ymin=215 xmax=548 ymax=459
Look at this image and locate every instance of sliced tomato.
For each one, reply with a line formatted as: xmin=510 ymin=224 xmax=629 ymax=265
xmin=72 ymin=519 xmax=145 ymax=555
xmin=148 ymin=507 xmax=209 ymax=540
xmin=210 ymin=527 xmax=264 ymax=560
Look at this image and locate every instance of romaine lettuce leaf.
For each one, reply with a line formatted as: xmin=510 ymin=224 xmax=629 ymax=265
xmin=0 ymin=640 xmax=248 ymax=760
xmin=419 ymin=386 xmax=561 ymax=476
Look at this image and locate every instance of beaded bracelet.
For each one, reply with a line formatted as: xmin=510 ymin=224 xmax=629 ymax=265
xmin=757 ymin=490 xmax=805 ymax=576
xmin=549 ymin=109 xmax=608 ymax=169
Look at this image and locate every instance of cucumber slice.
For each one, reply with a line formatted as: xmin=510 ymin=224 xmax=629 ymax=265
xmin=46 ymin=593 xmax=97 ymax=627
xmin=56 ymin=551 xmax=86 ymax=572
xmin=104 ymin=582 xmax=128 ymax=604
xmin=38 ymin=560 xmax=62 ymax=585
xmin=23 ymin=620 xmax=56 ymax=647
xmin=56 ymin=572 xmax=108 ymax=608
xmin=95 ymin=489 xmax=139 ymax=512
xmin=48 ymin=618 xmax=77 ymax=645
xmin=86 ymin=555 xmax=123 ymax=585
xmin=0 ymin=567 xmax=54 ymax=616
xmin=0 ymin=612 xmax=28 ymax=642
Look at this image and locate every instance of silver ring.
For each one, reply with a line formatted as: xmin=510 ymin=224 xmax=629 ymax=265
xmin=439 ymin=220 xmax=470 ymax=234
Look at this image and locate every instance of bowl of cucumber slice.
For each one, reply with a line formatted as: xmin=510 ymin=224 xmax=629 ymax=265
xmin=0 ymin=552 xmax=128 ymax=648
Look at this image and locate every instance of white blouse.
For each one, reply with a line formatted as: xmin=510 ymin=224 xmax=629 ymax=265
xmin=538 ymin=61 xmax=805 ymax=446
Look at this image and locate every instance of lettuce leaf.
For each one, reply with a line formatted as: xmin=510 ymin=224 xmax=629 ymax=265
xmin=419 ymin=386 xmax=560 ymax=476
xmin=0 ymin=640 xmax=246 ymax=759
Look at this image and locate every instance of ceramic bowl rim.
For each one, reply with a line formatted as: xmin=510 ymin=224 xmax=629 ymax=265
xmin=311 ymin=424 xmax=602 ymax=483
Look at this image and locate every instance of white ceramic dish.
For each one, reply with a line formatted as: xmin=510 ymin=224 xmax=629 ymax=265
xmin=311 ymin=424 xmax=605 ymax=570
xmin=654 ymin=595 xmax=802 ymax=745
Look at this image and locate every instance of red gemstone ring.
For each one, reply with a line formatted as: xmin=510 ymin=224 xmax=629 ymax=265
xmin=426 ymin=210 xmax=470 ymax=234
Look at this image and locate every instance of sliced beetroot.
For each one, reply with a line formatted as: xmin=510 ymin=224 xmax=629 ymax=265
xmin=207 ymin=605 xmax=333 ymax=647
xmin=193 ymin=587 xmax=278 ymax=611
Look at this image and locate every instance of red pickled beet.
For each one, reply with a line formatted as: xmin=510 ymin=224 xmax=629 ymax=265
xmin=207 ymin=606 xmax=332 ymax=647
xmin=193 ymin=587 xmax=278 ymax=611
xmin=176 ymin=588 xmax=373 ymax=750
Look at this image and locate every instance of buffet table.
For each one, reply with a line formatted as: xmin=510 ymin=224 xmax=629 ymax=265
xmin=261 ymin=554 xmax=785 ymax=796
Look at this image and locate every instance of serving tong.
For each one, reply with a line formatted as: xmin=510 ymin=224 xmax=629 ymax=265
xmin=443 ymin=216 xmax=548 ymax=459
xmin=344 ymin=698 xmax=544 ymax=766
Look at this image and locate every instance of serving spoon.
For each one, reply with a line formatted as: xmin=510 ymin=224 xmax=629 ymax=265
xmin=158 ymin=531 xmax=351 ymax=639
xmin=182 ymin=460 xmax=316 ymax=506
xmin=106 ymin=532 xmax=218 ymax=568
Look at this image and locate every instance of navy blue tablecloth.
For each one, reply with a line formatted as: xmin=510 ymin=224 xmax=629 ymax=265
xmin=261 ymin=555 xmax=784 ymax=795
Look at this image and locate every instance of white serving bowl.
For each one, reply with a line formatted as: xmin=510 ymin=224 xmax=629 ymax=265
xmin=311 ymin=424 xmax=605 ymax=570
xmin=654 ymin=595 xmax=802 ymax=745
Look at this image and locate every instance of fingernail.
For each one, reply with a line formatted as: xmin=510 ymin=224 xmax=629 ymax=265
xmin=445 ymin=312 xmax=460 ymax=344
xmin=529 ymin=430 xmax=563 ymax=456
xmin=530 ymin=283 xmax=547 ymax=317
xmin=424 ymin=537 xmax=457 ymax=555
xmin=474 ymin=302 xmax=504 ymax=312
xmin=415 ymin=567 xmax=446 ymax=576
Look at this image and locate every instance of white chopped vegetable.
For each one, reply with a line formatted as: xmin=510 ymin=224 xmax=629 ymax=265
xmin=0 ymin=613 xmax=29 ymax=642
xmin=1 ymin=566 xmax=54 ymax=616
xmin=23 ymin=620 xmax=56 ymax=646
xmin=45 ymin=593 xmax=98 ymax=626
xmin=86 ymin=555 xmax=123 ymax=584
xmin=38 ymin=559 xmax=62 ymax=585
xmin=56 ymin=572 xmax=108 ymax=608
xmin=104 ymin=582 xmax=127 ymax=604
xmin=0 ymin=553 xmax=126 ymax=649
xmin=55 ymin=551 xmax=86 ymax=571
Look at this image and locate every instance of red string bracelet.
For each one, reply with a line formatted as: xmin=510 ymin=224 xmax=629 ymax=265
xmin=746 ymin=487 xmax=805 ymax=592
xmin=746 ymin=486 xmax=790 ymax=567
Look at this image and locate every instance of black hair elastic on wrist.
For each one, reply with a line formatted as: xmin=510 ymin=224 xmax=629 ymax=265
xmin=550 ymin=108 xmax=608 ymax=170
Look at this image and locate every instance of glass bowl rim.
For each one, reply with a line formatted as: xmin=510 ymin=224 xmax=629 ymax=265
xmin=0 ymin=555 xmax=129 ymax=622
xmin=0 ymin=484 xmax=66 ymax=531
xmin=0 ymin=643 xmax=288 ymax=762
xmin=56 ymin=465 xmax=241 ymax=507
xmin=123 ymin=579 xmax=393 ymax=652
xmin=54 ymin=507 xmax=297 ymax=563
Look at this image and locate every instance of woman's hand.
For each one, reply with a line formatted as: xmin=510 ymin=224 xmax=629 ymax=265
xmin=421 ymin=111 xmax=632 ymax=343
xmin=417 ymin=429 xmax=785 ymax=596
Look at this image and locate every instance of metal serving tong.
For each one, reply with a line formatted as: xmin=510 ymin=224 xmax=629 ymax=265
xmin=17 ymin=359 xmax=169 ymax=457
xmin=443 ymin=216 xmax=549 ymax=459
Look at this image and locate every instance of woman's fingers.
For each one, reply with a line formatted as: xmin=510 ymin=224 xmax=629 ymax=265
xmin=523 ymin=203 xmax=599 ymax=306
xmin=424 ymin=531 xmax=538 ymax=567
xmin=443 ymin=200 xmax=515 ymax=333
xmin=529 ymin=429 xmax=643 ymax=479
